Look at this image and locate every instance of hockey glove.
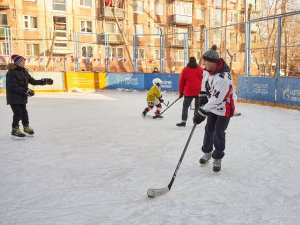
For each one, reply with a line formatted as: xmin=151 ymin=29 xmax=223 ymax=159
xmin=159 ymin=97 xmax=164 ymax=103
xmin=25 ymin=89 xmax=35 ymax=97
xmin=199 ymin=91 xmax=208 ymax=107
xmin=42 ymin=78 xmax=54 ymax=85
xmin=179 ymin=93 xmax=184 ymax=98
xmin=193 ymin=108 xmax=208 ymax=124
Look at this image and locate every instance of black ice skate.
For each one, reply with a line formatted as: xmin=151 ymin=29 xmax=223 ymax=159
xmin=142 ymin=110 xmax=147 ymax=118
xmin=24 ymin=125 xmax=34 ymax=135
xmin=11 ymin=127 xmax=26 ymax=138
xmin=153 ymin=114 xmax=163 ymax=119
xmin=213 ymin=159 xmax=221 ymax=172
xmin=199 ymin=153 xmax=211 ymax=164
xmin=176 ymin=121 xmax=186 ymax=127
xmin=213 ymin=159 xmax=222 ymax=172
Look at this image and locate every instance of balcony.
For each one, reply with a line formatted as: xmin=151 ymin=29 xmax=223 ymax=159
xmin=102 ymin=7 xmax=125 ymax=19
xmin=97 ymin=35 xmax=124 ymax=45
xmin=171 ymin=14 xmax=192 ymax=25
xmin=0 ymin=0 xmax=10 ymax=10
xmin=169 ymin=39 xmax=191 ymax=47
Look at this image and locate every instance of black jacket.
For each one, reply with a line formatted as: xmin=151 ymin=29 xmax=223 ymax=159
xmin=6 ymin=63 xmax=45 ymax=105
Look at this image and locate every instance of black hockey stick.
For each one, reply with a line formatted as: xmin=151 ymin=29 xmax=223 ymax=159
xmin=159 ymin=97 xmax=180 ymax=116
xmin=162 ymin=101 xmax=169 ymax=107
xmin=147 ymin=123 xmax=197 ymax=198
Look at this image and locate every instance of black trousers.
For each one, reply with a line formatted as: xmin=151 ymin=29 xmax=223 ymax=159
xmin=202 ymin=113 xmax=230 ymax=159
xmin=10 ymin=104 xmax=29 ymax=128
xmin=181 ymin=96 xmax=199 ymax=121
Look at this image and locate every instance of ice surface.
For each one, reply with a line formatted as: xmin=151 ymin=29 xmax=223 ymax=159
xmin=0 ymin=91 xmax=300 ymax=225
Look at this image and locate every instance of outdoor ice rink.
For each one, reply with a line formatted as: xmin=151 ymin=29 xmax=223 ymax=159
xmin=0 ymin=91 xmax=300 ymax=225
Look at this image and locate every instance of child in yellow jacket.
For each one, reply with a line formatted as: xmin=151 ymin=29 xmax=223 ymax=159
xmin=142 ymin=78 xmax=164 ymax=118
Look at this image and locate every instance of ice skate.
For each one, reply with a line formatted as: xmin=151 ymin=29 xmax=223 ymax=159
xmin=213 ymin=159 xmax=221 ymax=172
xmin=176 ymin=121 xmax=186 ymax=127
xmin=11 ymin=127 xmax=26 ymax=139
xmin=199 ymin=153 xmax=211 ymax=164
xmin=24 ymin=125 xmax=34 ymax=136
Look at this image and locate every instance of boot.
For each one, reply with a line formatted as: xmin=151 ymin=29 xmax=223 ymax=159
xmin=176 ymin=121 xmax=186 ymax=127
xmin=11 ymin=127 xmax=26 ymax=137
xmin=213 ymin=158 xmax=222 ymax=172
xmin=142 ymin=110 xmax=147 ymax=118
xmin=24 ymin=125 xmax=34 ymax=135
xmin=199 ymin=152 xmax=211 ymax=164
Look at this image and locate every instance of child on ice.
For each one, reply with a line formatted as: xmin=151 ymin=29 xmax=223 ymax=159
xmin=142 ymin=78 xmax=164 ymax=119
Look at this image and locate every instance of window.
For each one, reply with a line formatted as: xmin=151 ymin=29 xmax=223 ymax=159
xmin=196 ymin=8 xmax=205 ymax=20
xmin=81 ymin=46 xmax=93 ymax=57
xmin=195 ymin=31 xmax=201 ymax=42
xmin=232 ymin=53 xmax=237 ymax=62
xmin=0 ymin=14 xmax=8 ymax=25
xmin=0 ymin=42 xmax=8 ymax=55
xmin=135 ymin=24 xmax=144 ymax=36
xmin=230 ymin=13 xmax=238 ymax=23
xmin=81 ymin=21 xmax=92 ymax=33
xmin=137 ymin=49 xmax=144 ymax=60
xmin=174 ymin=50 xmax=184 ymax=61
xmin=214 ymin=9 xmax=222 ymax=26
xmin=215 ymin=0 xmax=222 ymax=7
xmin=53 ymin=16 xmax=67 ymax=38
xmin=104 ymin=22 xmax=118 ymax=33
xmin=155 ymin=49 xmax=160 ymax=60
xmin=133 ymin=1 xmax=144 ymax=13
xmin=153 ymin=26 xmax=163 ymax=37
xmin=196 ymin=52 xmax=201 ymax=61
xmin=155 ymin=3 xmax=164 ymax=16
xmin=214 ymin=30 xmax=222 ymax=46
xmin=25 ymin=44 xmax=39 ymax=56
xmin=174 ymin=2 xmax=192 ymax=16
xmin=112 ymin=47 xmax=124 ymax=59
xmin=80 ymin=0 xmax=92 ymax=7
xmin=174 ymin=27 xmax=188 ymax=45
xmin=53 ymin=0 xmax=66 ymax=11
xmin=230 ymin=33 xmax=237 ymax=43
xmin=24 ymin=16 xmax=38 ymax=29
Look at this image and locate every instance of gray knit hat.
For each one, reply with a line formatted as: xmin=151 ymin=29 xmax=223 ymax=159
xmin=203 ymin=45 xmax=219 ymax=63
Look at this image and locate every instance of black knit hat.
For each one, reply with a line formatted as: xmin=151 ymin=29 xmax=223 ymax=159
xmin=203 ymin=45 xmax=219 ymax=63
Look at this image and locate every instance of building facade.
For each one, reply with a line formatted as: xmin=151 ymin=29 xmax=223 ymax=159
xmin=0 ymin=0 xmax=261 ymax=73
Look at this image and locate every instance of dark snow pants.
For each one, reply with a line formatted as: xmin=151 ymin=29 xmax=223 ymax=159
xmin=10 ymin=104 xmax=29 ymax=128
xmin=202 ymin=113 xmax=230 ymax=159
xmin=181 ymin=96 xmax=199 ymax=121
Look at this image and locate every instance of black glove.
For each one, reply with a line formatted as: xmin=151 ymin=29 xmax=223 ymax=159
xmin=199 ymin=91 xmax=208 ymax=106
xmin=25 ymin=89 xmax=35 ymax=97
xmin=159 ymin=97 xmax=164 ymax=103
xmin=179 ymin=93 xmax=184 ymax=98
xmin=42 ymin=78 xmax=53 ymax=85
xmin=193 ymin=108 xmax=208 ymax=124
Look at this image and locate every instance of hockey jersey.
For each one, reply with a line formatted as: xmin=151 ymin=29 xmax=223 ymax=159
xmin=201 ymin=59 xmax=236 ymax=117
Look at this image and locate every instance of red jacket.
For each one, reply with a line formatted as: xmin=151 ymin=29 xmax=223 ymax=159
xmin=179 ymin=66 xmax=203 ymax=96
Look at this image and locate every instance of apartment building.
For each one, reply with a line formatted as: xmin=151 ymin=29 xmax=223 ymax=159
xmin=0 ymin=0 xmax=260 ymax=73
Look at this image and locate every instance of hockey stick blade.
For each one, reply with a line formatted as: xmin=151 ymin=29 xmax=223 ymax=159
xmin=147 ymin=187 xmax=169 ymax=198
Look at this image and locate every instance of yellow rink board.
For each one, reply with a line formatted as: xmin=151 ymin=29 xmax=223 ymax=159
xmin=65 ymin=72 xmax=106 ymax=91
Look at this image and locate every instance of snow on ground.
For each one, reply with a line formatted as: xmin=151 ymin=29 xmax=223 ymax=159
xmin=0 ymin=91 xmax=300 ymax=225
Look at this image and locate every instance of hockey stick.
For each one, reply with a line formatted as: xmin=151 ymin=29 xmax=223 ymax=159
xmin=159 ymin=97 xmax=181 ymax=116
xmin=162 ymin=101 xmax=169 ymax=107
xmin=147 ymin=123 xmax=197 ymax=198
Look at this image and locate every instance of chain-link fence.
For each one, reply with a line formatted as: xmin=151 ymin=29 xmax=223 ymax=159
xmin=1 ymin=11 xmax=299 ymax=75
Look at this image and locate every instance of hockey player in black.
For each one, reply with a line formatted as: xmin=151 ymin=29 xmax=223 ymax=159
xmin=6 ymin=54 xmax=53 ymax=138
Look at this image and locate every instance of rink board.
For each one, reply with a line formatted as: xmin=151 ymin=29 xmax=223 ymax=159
xmin=238 ymin=76 xmax=300 ymax=108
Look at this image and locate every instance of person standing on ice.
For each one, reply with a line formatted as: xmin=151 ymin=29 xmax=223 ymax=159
xmin=6 ymin=54 xmax=53 ymax=138
xmin=142 ymin=78 xmax=164 ymax=119
xmin=193 ymin=45 xmax=235 ymax=172
xmin=176 ymin=56 xmax=203 ymax=127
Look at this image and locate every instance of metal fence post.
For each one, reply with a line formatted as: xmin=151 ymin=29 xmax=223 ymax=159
xmin=183 ymin=32 xmax=188 ymax=66
xmin=133 ymin=34 xmax=138 ymax=72
xmin=160 ymin=33 xmax=165 ymax=73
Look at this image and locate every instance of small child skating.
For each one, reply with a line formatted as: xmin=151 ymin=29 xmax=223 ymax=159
xmin=142 ymin=78 xmax=164 ymax=119
xmin=6 ymin=54 xmax=53 ymax=138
